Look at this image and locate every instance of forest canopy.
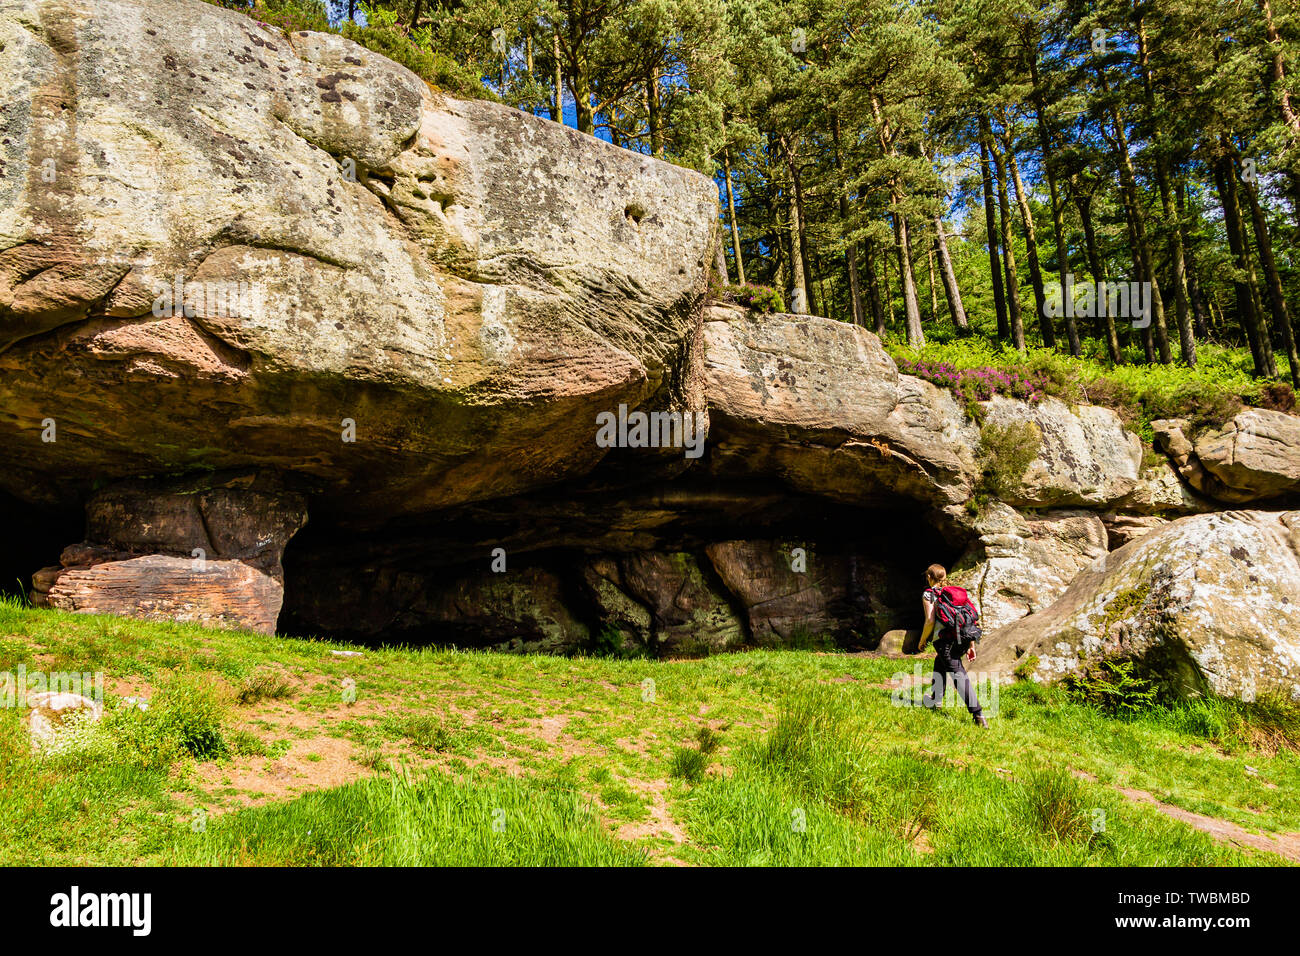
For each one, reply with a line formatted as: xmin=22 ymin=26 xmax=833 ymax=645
xmin=214 ymin=0 xmax=1300 ymax=393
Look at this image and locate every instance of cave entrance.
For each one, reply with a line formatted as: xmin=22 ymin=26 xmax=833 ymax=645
xmin=279 ymin=477 xmax=961 ymax=655
xmin=0 ymin=490 xmax=82 ymax=601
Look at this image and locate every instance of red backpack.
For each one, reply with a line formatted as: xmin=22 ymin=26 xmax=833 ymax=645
xmin=928 ymin=586 xmax=982 ymax=648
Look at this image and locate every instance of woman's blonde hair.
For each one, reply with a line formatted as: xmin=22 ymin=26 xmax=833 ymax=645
xmin=925 ymin=564 xmax=947 ymax=586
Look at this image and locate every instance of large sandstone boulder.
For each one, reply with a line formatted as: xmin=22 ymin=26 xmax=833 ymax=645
xmin=979 ymin=511 xmax=1300 ymax=701
xmin=951 ymin=504 xmax=1109 ymax=631
xmin=36 ymin=550 xmax=290 ymax=633
xmin=25 ymin=691 xmax=103 ymax=755
xmin=702 ymin=305 xmax=978 ymax=512
xmin=1155 ymin=411 xmax=1300 ymax=504
xmin=31 ymin=473 xmax=306 ymax=632
xmin=701 ymin=307 xmax=1156 ymax=526
xmin=980 ymin=396 xmax=1143 ymax=508
xmin=0 ymin=0 xmax=717 ymax=519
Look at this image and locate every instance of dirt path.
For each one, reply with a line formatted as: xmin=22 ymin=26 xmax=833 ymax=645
xmin=1072 ymin=769 xmax=1300 ymax=863
xmin=1118 ymin=785 xmax=1300 ymax=863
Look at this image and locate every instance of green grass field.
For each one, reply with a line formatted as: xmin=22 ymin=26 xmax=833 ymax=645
xmin=1 ymin=597 xmax=1296 ymax=866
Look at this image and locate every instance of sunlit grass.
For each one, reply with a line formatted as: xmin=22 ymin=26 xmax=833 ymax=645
xmin=1 ymin=598 xmax=1296 ymax=866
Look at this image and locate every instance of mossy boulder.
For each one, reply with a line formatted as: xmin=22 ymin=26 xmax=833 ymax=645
xmin=979 ymin=510 xmax=1300 ymax=701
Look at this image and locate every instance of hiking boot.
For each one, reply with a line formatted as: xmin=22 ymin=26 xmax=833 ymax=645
xmin=974 ymin=715 xmax=989 ymax=728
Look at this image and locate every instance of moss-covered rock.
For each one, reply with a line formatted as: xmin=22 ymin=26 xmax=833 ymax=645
xmin=979 ymin=511 xmax=1300 ymax=701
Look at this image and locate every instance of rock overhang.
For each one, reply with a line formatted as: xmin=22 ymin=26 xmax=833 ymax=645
xmin=0 ymin=0 xmax=718 ymax=520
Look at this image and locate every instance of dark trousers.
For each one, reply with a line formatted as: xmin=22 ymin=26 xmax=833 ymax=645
xmin=924 ymin=640 xmax=983 ymax=718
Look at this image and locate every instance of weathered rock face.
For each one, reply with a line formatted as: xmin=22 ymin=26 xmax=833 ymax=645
xmin=399 ymin=566 xmax=591 ymax=655
xmin=281 ymin=524 xmax=942 ymax=655
xmin=1155 ymin=412 xmax=1300 ymax=505
xmin=1101 ymin=513 xmax=1169 ymax=550
xmin=1112 ymin=459 xmax=1215 ymax=517
xmin=978 ymin=511 xmax=1300 ymax=701
xmin=276 ymin=558 xmax=592 ymax=653
xmin=589 ymin=552 xmax=745 ymax=655
xmin=951 ymin=504 xmax=1109 ymax=632
xmin=581 ymin=557 xmax=656 ymax=652
xmin=0 ymin=0 xmax=717 ymax=520
xmin=705 ymin=539 xmax=911 ymax=645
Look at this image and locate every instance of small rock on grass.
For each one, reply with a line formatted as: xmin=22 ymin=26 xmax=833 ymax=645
xmin=26 ymin=692 xmax=104 ymax=754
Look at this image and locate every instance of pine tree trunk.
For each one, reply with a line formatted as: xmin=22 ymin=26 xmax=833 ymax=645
xmin=1136 ymin=22 xmax=1196 ymax=366
xmin=1158 ymin=163 xmax=1197 ymax=366
xmin=933 ymin=215 xmax=968 ymax=329
xmin=722 ymin=147 xmax=746 ymax=285
xmin=1101 ymin=69 xmax=1171 ymax=363
xmin=1214 ymin=152 xmax=1276 ymax=378
xmin=791 ymin=162 xmax=819 ymax=316
xmin=1030 ymin=55 xmax=1081 ymax=356
xmin=1242 ymin=173 xmax=1300 ymax=387
xmin=1263 ymin=0 xmax=1300 ymax=135
xmin=985 ymin=123 xmax=1025 ymax=351
xmin=844 ymin=245 xmax=865 ymax=327
xmin=831 ymin=115 xmax=864 ymax=326
xmin=926 ymin=237 xmax=939 ymax=324
xmin=979 ymin=132 xmax=1009 ymax=340
xmin=816 ymin=260 xmax=833 ymax=322
xmin=647 ymin=67 xmax=664 ymax=158
xmin=552 ymin=31 xmax=566 ymax=125
xmin=1075 ymin=190 xmax=1121 ymax=363
xmin=881 ymin=238 xmax=897 ymax=331
xmin=869 ymin=96 xmax=921 ymax=342
xmin=787 ymin=184 xmax=808 ymax=314
xmin=865 ymin=238 xmax=887 ymax=335
xmin=1177 ymin=178 xmax=1212 ymax=340
xmin=1120 ymin=197 xmax=1156 ymax=363
xmin=573 ymin=71 xmax=594 ymax=134
xmin=893 ymin=206 xmax=925 ymax=346
xmin=1003 ymin=121 xmax=1054 ymax=347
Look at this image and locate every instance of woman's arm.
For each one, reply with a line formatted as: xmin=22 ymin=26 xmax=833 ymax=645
xmin=919 ymin=598 xmax=935 ymax=649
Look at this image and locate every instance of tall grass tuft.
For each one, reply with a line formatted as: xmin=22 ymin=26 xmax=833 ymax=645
xmin=670 ymin=746 xmax=708 ymax=784
xmin=1019 ymin=766 xmax=1089 ymax=844
xmin=235 ymin=669 xmax=295 ymax=705
xmin=756 ymin=686 xmax=879 ymax=817
xmin=385 ymin=714 xmax=456 ymax=752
